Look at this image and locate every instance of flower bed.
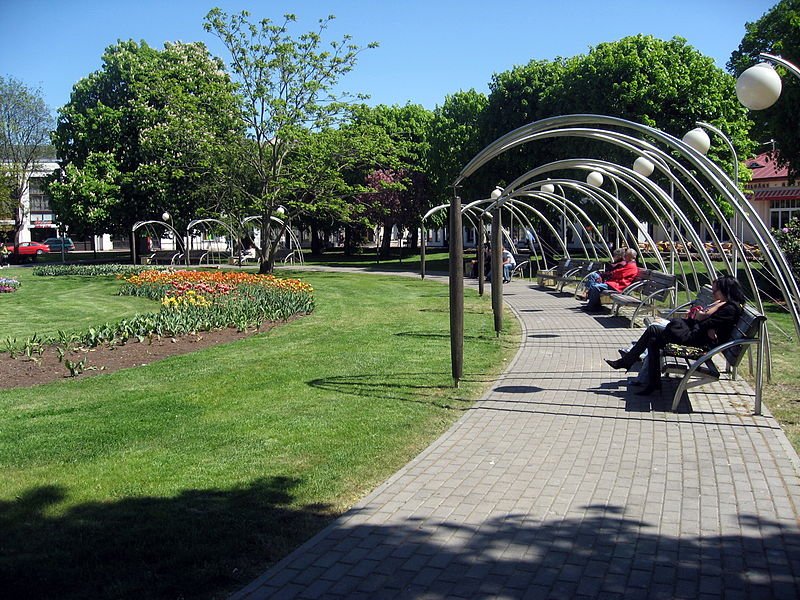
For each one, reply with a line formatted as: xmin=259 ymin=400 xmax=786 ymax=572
xmin=0 ymin=278 xmax=20 ymax=293
xmin=112 ymin=269 xmax=315 ymax=339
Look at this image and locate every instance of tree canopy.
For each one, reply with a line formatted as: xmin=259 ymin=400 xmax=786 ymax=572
xmin=0 ymin=76 xmax=52 ymax=243
xmin=204 ymin=8 xmax=378 ymax=271
xmin=49 ymin=40 xmax=243 ymax=238
xmin=729 ymin=0 xmax=800 ymax=179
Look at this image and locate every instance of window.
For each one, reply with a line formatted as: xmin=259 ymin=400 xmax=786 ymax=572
xmin=28 ymin=178 xmax=52 ymax=212
xmin=770 ymin=199 xmax=800 ymax=230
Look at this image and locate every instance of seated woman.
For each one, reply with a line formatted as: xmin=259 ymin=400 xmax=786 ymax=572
xmin=584 ymin=248 xmax=639 ymax=312
xmin=604 ymin=275 xmax=746 ymax=395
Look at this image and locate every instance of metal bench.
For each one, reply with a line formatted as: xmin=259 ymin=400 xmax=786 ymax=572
xmin=536 ymin=258 xmax=572 ymax=288
xmin=610 ymin=270 xmax=677 ymax=327
xmin=661 ymin=305 xmax=767 ymax=413
xmin=554 ymin=260 xmax=597 ymax=293
xmin=644 ymin=284 xmax=715 ymax=326
xmin=510 ymin=253 xmax=532 ymax=279
xmin=144 ymin=250 xmax=182 ymax=265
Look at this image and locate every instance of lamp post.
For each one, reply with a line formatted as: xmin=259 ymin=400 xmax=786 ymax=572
xmin=735 ymin=53 xmax=800 ymax=111
xmin=449 ymin=190 xmax=464 ymax=386
xmin=490 ymin=187 xmax=504 ymax=336
xmin=685 ymin=122 xmax=743 ymax=275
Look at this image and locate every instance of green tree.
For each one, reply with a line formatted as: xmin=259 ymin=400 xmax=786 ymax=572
xmin=351 ymin=103 xmax=433 ymax=253
xmin=0 ymin=76 xmax=52 ymax=247
xmin=469 ymin=36 xmax=754 ymax=231
xmin=49 ymin=40 xmax=243 ymax=241
xmin=729 ymin=0 xmax=800 ymax=178
xmin=204 ymin=8 xmax=377 ymax=272
xmin=428 ymin=89 xmax=489 ymax=207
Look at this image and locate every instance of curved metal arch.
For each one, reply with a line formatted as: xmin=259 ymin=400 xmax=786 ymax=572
xmin=454 ymin=114 xmax=800 ymax=338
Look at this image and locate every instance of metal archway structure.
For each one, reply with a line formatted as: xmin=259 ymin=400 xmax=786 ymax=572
xmin=446 ymin=114 xmax=800 ymax=386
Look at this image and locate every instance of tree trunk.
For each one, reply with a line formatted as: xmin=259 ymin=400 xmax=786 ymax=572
xmin=310 ymin=226 xmax=323 ymax=256
xmin=380 ymin=220 xmax=393 ymax=257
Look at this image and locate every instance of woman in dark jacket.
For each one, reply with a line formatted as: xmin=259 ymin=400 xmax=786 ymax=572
xmin=605 ymin=276 xmax=746 ymax=394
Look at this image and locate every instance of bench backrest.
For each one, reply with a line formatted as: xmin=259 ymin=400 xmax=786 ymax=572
xmin=693 ymin=284 xmax=716 ymax=308
xmin=554 ymin=258 xmax=572 ymax=274
xmin=723 ymin=305 xmax=767 ymax=368
xmin=641 ymin=271 xmax=677 ymax=301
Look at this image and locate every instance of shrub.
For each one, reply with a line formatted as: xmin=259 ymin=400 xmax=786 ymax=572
xmin=774 ymin=218 xmax=800 ymax=278
xmin=32 ymin=264 xmax=171 ymax=277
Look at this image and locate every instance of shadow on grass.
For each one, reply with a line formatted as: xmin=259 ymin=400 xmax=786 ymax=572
xmin=234 ymin=505 xmax=800 ymax=599
xmin=0 ymin=477 xmax=333 ymax=600
xmin=307 ymin=372 xmax=473 ymax=409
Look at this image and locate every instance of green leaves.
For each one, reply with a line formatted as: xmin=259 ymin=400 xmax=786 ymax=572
xmin=50 ymin=40 xmax=245 ymax=236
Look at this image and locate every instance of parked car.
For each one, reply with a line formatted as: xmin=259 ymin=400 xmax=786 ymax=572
xmin=4 ymin=241 xmax=50 ymax=256
xmin=43 ymin=237 xmax=75 ymax=252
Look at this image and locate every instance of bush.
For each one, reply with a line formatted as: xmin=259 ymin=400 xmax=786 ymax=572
xmin=774 ymin=218 xmax=800 ymax=278
xmin=32 ymin=264 xmax=171 ymax=277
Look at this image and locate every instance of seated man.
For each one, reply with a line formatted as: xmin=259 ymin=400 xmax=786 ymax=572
xmin=501 ymin=246 xmax=516 ymax=283
xmin=584 ymin=248 xmax=639 ymax=312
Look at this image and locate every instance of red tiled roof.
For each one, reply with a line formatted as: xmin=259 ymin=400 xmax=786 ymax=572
xmin=748 ymin=151 xmax=789 ymax=181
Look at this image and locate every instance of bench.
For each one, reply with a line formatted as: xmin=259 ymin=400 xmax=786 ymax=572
xmin=510 ymin=253 xmax=532 ymax=279
xmin=593 ymin=267 xmax=650 ymax=307
xmin=182 ymin=249 xmax=210 ymax=265
xmin=536 ymin=258 xmax=572 ymax=288
xmin=609 ymin=270 xmax=677 ymax=327
xmin=143 ymin=250 xmax=181 ymax=265
xmin=644 ymin=284 xmax=715 ymax=327
xmin=660 ymin=305 xmax=767 ymax=413
xmin=554 ymin=260 xmax=597 ymax=293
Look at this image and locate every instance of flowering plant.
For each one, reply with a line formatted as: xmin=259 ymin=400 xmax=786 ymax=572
xmin=774 ymin=218 xmax=800 ymax=277
xmin=0 ymin=278 xmax=20 ymax=293
xmin=117 ymin=269 xmax=314 ymax=333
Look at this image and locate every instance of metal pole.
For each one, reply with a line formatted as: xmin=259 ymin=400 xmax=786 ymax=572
xmin=420 ymin=225 xmax=426 ymax=279
xmin=477 ymin=217 xmax=485 ymax=296
xmin=492 ymin=206 xmax=503 ymax=336
xmin=697 ymin=121 xmax=739 ymax=275
xmin=449 ymin=193 xmax=464 ymax=386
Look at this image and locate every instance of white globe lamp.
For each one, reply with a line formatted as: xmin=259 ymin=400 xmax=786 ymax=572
xmin=490 ymin=186 xmax=503 ymax=200
xmin=736 ymin=62 xmax=782 ymax=110
xmin=682 ymin=128 xmax=711 ymax=155
xmin=541 ymin=182 xmax=555 ymax=194
xmin=586 ymin=171 xmax=604 ymax=187
xmin=162 ymin=211 xmax=171 ymax=222
xmin=633 ymin=156 xmax=655 ymax=177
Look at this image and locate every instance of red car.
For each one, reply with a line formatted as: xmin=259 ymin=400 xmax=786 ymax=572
xmin=5 ymin=241 xmax=50 ymax=256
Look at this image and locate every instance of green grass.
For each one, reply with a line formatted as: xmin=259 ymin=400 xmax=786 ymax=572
xmin=302 ymin=248 xmax=451 ymax=273
xmin=0 ymin=268 xmax=518 ymax=599
xmin=0 ymin=266 xmax=154 ymax=340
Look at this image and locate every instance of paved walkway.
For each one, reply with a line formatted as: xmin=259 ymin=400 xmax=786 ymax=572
xmin=235 ymin=272 xmax=800 ymax=599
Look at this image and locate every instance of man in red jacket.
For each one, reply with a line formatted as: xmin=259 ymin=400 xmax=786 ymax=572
xmin=584 ymin=248 xmax=639 ymax=312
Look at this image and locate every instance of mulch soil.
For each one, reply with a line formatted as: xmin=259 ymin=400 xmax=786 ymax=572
xmin=0 ymin=327 xmax=262 ymax=390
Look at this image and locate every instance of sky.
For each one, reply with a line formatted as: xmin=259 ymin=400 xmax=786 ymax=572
xmin=0 ymin=0 xmax=779 ymax=115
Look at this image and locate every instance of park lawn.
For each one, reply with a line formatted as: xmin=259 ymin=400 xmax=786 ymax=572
xmin=0 ymin=269 xmax=519 ymax=600
xmin=0 ymin=266 xmax=155 ymax=340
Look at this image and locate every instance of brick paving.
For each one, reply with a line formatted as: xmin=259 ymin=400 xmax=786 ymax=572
xmin=234 ymin=273 xmax=800 ymax=599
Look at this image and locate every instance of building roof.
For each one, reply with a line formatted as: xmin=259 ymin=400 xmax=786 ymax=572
xmin=747 ymin=151 xmax=789 ymax=181
xmin=750 ymin=187 xmax=800 ymax=201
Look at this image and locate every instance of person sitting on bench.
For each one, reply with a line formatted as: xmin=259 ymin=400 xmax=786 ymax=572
xmin=604 ymin=275 xmax=745 ymax=395
xmin=584 ymin=248 xmax=639 ymax=312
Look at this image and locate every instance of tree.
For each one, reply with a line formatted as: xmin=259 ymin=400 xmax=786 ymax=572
xmin=428 ymin=89 xmax=489 ymax=206
xmin=0 ymin=76 xmax=52 ymax=247
xmin=351 ymin=103 xmax=433 ymax=253
xmin=204 ymin=8 xmax=378 ymax=272
xmin=49 ymin=40 xmax=243 ymax=241
xmin=729 ymin=0 xmax=800 ymax=179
